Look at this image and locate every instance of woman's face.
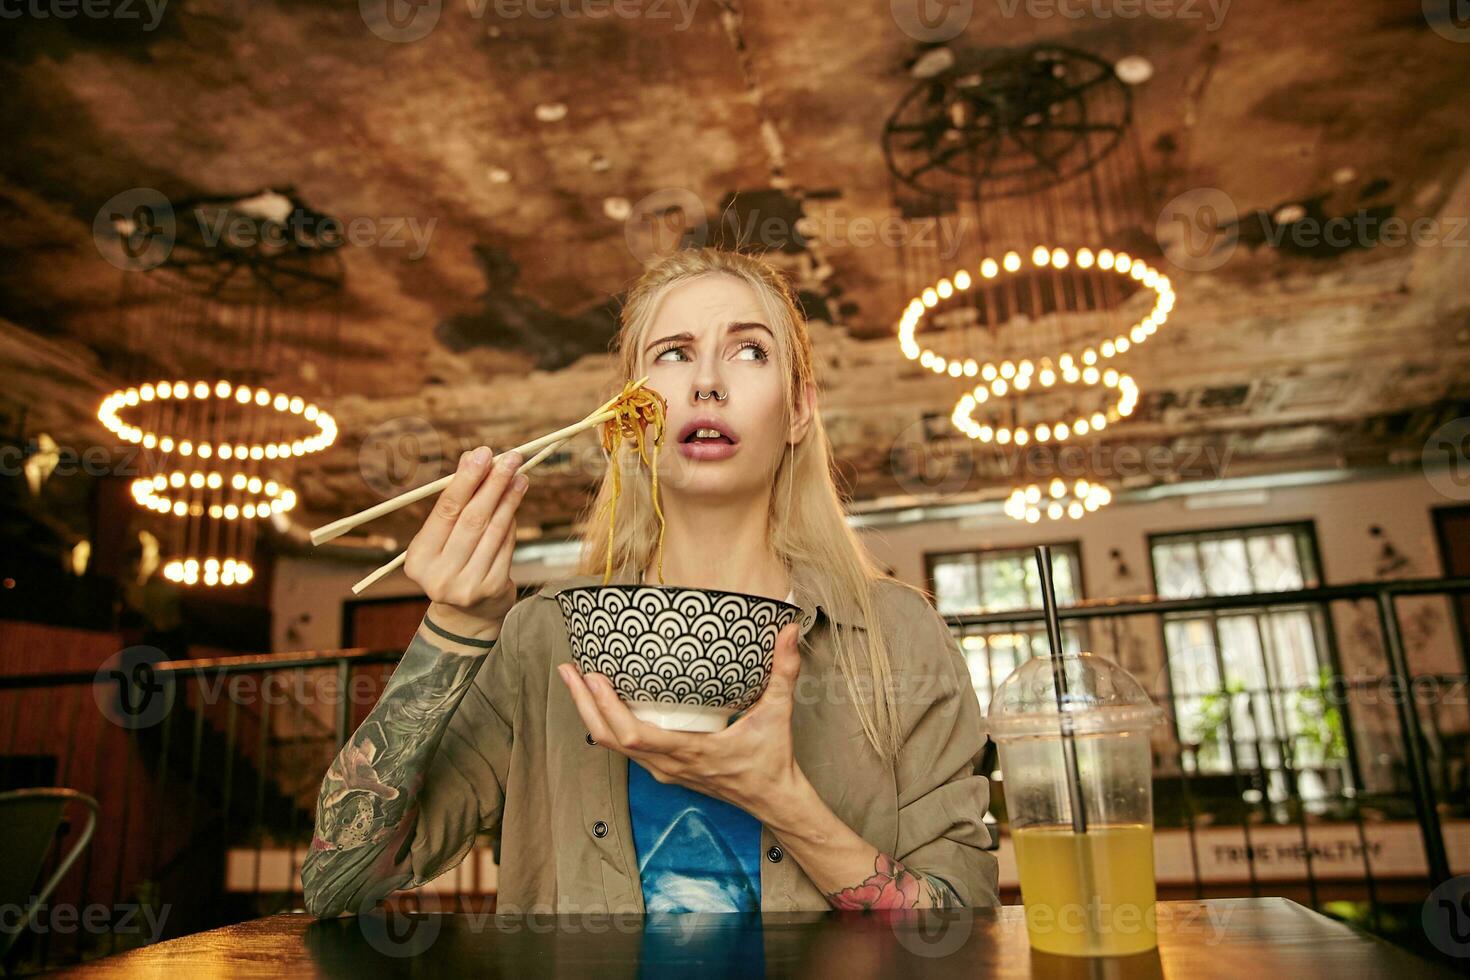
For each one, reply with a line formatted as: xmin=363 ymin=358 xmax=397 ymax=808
xmin=639 ymin=273 xmax=804 ymax=500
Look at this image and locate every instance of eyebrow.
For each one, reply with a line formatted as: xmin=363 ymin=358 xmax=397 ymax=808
xmin=644 ymin=320 xmax=773 ymax=353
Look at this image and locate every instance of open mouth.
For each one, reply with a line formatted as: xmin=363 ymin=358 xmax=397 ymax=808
xmin=677 ymin=417 xmax=739 ymax=445
xmin=681 ymin=427 xmax=735 ymax=445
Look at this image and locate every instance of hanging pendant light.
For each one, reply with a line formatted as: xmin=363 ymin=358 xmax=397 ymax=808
xmin=1003 ymin=478 xmax=1114 ymax=524
xmin=883 ymin=45 xmax=1168 ymax=521
xmin=883 ymin=44 xmax=1170 ymax=445
xmin=98 ymin=191 xmax=344 ymax=587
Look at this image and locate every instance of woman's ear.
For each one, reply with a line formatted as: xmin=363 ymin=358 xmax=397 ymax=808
xmin=788 ymin=381 xmax=816 ymax=445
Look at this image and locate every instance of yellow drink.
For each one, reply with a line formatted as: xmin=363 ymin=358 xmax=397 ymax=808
xmin=1012 ymin=823 xmax=1158 ymax=957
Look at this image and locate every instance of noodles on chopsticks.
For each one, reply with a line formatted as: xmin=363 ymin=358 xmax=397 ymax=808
xmin=597 ymin=380 xmax=669 ymax=585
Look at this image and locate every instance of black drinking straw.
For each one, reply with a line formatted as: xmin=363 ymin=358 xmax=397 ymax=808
xmin=1036 ymin=545 xmax=1088 ymax=835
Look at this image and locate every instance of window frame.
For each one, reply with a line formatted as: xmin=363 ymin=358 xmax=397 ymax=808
xmin=1144 ymin=520 xmax=1345 ymax=808
xmin=922 ymin=539 xmax=1088 ymax=615
xmin=923 ymin=541 xmax=1088 ymax=714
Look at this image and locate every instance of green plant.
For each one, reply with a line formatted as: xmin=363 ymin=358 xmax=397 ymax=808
xmin=1186 ymin=678 xmax=1245 ymax=769
xmin=1290 ymin=666 xmax=1347 ymax=766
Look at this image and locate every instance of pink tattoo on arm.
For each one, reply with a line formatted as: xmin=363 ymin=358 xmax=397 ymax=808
xmin=826 ymin=853 xmax=963 ymax=909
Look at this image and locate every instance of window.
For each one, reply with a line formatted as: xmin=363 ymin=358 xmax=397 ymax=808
xmin=1150 ymin=524 xmax=1340 ymax=811
xmin=927 ymin=545 xmax=1085 ymax=710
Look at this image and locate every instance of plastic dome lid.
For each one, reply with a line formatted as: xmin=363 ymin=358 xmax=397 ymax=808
xmin=985 ymin=652 xmax=1162 ymax=739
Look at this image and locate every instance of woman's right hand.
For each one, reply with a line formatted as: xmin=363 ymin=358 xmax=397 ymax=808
xmin=405 ymin=445 xmax=529 ymax=641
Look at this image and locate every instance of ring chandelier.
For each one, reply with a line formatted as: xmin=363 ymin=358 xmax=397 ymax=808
xmin=898 ymin=245 xmax=1174 ymax=380
xmin=1004 ymin=479 xmax=1114 ymax=524
xmin=97 ymin=380 xmax=337 ymax=461
xmin=130 ymin=471 xmax=298 ymax=521
xmin=162 ymin=557 xmax=254 ymax=587
xmin=951 ymin=363 xmax=1139 ymax=446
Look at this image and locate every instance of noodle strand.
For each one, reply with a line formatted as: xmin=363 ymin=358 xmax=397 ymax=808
xmin=598 ymin=381 xmax=668 ymax=585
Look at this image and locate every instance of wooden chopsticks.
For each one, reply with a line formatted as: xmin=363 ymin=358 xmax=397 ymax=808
xmin=310 ymin=377 xmax=648 ymax=594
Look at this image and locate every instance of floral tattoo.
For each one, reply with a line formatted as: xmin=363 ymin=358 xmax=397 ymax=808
xmin=826 ymin=853 xmax=963 ymax=909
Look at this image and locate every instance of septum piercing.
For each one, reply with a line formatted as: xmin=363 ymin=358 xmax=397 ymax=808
xmin=695 ymin=388 xmax=727 ymax=401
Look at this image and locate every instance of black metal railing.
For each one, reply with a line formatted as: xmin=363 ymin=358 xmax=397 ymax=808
xmin=0 ymin=577 xmax=1464 ymax=971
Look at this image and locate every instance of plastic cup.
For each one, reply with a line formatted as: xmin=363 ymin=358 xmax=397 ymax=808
xmin=987 ymin=652 xmax=1163 ymax=957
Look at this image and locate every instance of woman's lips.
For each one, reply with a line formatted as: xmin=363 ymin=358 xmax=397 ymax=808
xmin=676 ymin=439 xmax=739 ymax=461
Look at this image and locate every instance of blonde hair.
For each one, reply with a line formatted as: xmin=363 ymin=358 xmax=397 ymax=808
xmin=576 ymin=247 xmax=915 ymax=764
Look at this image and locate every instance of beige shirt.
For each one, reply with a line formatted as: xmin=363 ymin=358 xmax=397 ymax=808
xmin=409 ymin=559 xmax=1001 ymax=913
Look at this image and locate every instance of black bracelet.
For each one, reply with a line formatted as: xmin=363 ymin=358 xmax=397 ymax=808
xmin=423 ymin=614 xmax=499 ymax=649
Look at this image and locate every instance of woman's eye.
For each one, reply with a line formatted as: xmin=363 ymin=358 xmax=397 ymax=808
xmin=655 ymin=342 xmax=766 ymax=362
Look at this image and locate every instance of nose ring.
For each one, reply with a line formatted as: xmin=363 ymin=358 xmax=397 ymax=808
xmin=696 ymin=388 xmax=726 ymax=401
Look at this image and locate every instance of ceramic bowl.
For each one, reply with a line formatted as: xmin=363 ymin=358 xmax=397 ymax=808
xmin=555 ymin=584 xmax=802 ymax=732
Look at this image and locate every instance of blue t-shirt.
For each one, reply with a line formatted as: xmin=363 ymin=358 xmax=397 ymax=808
xmin=627 ymin=759 xmax=762 ymax=912
xmin=625 ymin=581 xmax=793 ymax=914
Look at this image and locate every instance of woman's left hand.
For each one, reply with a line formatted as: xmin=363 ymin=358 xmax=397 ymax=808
xmin=556 ymin=621 xmax=805 ymax=822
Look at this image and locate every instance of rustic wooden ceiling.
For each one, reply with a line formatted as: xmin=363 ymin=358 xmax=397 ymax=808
xmin=2 ymin=0 xmax=1469 ymax=548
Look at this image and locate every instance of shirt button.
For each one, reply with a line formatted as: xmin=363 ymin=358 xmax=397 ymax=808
xmin=592 ymin=820 xmax=608 ymax=838
xmin=584 ymin=732 xmax=597 ymax=746
xmin=766 ymin=844 xmax=784 ymax=863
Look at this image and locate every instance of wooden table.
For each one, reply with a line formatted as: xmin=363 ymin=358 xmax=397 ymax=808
xmin=58 ymin=898 xmax=1455 ymax=978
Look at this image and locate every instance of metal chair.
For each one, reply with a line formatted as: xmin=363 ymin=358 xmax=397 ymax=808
xmin=0 ymin=789 xmax=99 ymax=960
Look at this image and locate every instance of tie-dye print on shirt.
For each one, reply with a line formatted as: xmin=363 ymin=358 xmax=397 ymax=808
xmin=627 ymin=759 xmax=762 ymax=912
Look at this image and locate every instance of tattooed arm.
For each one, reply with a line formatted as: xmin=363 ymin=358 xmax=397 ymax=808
xmin=301 ymin=612 xmax=500 ymax=917
xmin=760 ymin=775 xmax=964 ymax=909
xmin=303 ymin=444 xmax=531 ymax=917
xmin=762 ymin=592 xmax=997 ymax=910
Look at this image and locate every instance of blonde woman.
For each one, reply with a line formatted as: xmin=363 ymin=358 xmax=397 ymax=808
xmin=302 ymin=248 xmax=999 ymax=916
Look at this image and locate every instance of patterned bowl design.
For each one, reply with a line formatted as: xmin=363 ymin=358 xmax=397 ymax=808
xmin=555 ymin=585 xmax=802 ymax=723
